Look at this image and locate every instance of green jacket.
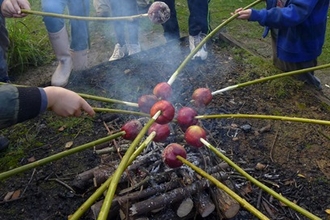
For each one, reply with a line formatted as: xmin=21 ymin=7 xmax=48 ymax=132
xmin=0 ymin=84 xmax=47 ymax=129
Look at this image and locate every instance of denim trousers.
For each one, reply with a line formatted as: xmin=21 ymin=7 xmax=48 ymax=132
xmin=41 ymin=0 xmax=90 ymax=51
xmin=0 ymin=14 xmax=9 ymax=80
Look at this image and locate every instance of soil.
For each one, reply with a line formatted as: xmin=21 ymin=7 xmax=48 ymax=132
xmin=0 ymin=18 xmax=330 ymax=220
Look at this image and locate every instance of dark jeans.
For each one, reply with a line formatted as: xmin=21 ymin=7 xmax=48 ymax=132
xmin=0 ymin=14 xmax=9 ymax=82
xmin=160 ymin=0 xmax=209 ymax=41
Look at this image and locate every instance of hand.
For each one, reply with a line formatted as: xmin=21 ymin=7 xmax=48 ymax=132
xmin=231 ymin=8 xmax=252 ymax=20
xmin=1 ymin=0 xmax=31 ymax=18
xmin=43 ymin=86 xmax=95 ymax=117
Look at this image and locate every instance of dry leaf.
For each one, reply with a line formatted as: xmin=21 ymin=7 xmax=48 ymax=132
xmin=58 ymin=125 xmax=66 ymax=131
xmin=65 ymin=141 xmax=74 ymax=149
xmin=27 ymin=156 xmax=36 ymax=163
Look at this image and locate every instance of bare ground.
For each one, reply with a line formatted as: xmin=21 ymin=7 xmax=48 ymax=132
xmin=0 ymin=18 xmax=330 ymax=220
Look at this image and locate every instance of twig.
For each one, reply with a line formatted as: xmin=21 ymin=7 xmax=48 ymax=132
xmin=50 ymin=178 xmax=76 ymax=194
xmin=21 ymin=168 xmax=36 ymax=197
xmin=269 ymin=130 xmax=278 ymax=162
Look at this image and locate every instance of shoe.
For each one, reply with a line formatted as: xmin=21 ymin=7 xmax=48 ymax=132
xmin=109 ymin=44 xmax=126 ymax=61
xmin=0 ymin=135 xmax=9 ymax=151
xmin=189 ymin=32 xmax=208 ymax=60
xmin=126 ymin=44 xmax=141 ymax=56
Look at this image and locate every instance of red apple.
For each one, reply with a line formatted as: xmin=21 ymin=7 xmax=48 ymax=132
xmin=162 ymin=143 xmax=186 ymax=168
xmin=147 ymin=2 xmax=170 ymax=24
xmin=176 ymin=107 xmax=198 ymax=131
xmin=192 ymin=88 xmax=212 ymax=107
xmin=184 ymin=125 xmax=206 ymax=148
xmin=150 ymin=100 xmax=175 ymax=124
xmin=153 ymin=82 xmax=172 ymax=100
xmin=121 ymin=119 xmax=142 ymax=141
xmin=138 ymin=94 xmax=159 ymax=113
xmin=148 ymin=123 xmax=170 ymax=142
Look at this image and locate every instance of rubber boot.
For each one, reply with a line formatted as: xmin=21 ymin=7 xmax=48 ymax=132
xmin=71 ymin=49 xmax=88 ymax=71
xmin=48 ymin=27 xmax=73 ymax=87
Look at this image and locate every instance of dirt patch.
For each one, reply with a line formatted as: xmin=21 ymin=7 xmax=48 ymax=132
xmin=1 ymin=27 xmax=330 ymax=219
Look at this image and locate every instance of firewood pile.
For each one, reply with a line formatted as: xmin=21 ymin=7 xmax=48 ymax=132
xmin=71 ymin=118 xmax=241 ymax=220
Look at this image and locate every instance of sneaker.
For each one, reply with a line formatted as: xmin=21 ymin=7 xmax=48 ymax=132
xmin=126 ymin=44 xmax=141 ymax=56
xmin=0 ymin=135 xmax=9 ymax=151
xmin=109 ymin=44 xmax=126 ymax=61
xmin=189 ymin=32 xmax=208 ymax=60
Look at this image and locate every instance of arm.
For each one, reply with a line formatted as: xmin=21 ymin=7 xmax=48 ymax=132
xmin=1 ymin=0 xmax=30 ymax=18
xmin=235 ymin=0 xmax=318 ymax=29
xmin=0 ymin=85 xmax=95 ymax=129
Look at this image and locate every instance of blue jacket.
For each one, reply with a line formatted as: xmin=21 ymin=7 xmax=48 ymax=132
xmin=249 ymin=0 xmax=329 ymax=62
xmin=0 ymin=84 xmax=47 ymax=129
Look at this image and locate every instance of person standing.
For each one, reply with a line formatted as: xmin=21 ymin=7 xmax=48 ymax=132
xmin=0 ymin=0 xmax=31 ymax=149
xmin=159 ymin=0 xmax=210 ymax=60
xmin=42 ymin=0 xmax=90 ymax=87
xmin=0 ymin=0 xmax=31 ymax=83
xmin=233 ymin=0 xmax=329 ymax=90
xmin=93 ymin=0 xmax=141 ymax=61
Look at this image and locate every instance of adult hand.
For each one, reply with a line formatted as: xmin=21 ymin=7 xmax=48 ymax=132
xmin=231 ymin=8 xmax=252 ymax=20
xmin=43 ymin=86 xmax=95 ymax=117
xmin=1 ymin=0 xmax=31 ymax=18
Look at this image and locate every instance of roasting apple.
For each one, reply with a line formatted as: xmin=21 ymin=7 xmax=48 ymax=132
xmin=192 ymin=88 xmax=212 ymax=107
xmin=162 ymin=143 xmax=187 ymax=168
xmin=147 ymin=1 xmax=170 ymax=24
xmin=184 ymin=125 xmax=206 ymax=148
xmin=138 ymin=94 xmax=159 ymax=113
xmin=176 ymin=107 xmax=198 ymax=131
xmin=121 ymin=119 xmax=142 ymax=141
xmin=150 ymin=100 xmax=175 ymax=124
xmin=153 ymin=82 xmax=172 ymax=100
xmin=148 ymin=123 xmax=170 ymax=142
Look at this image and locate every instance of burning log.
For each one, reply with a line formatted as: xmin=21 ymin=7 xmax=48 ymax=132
xmin=193 ymin=192 xmax=215 ymax=217
xmin=129 ymin=172 xmax=226 ymax=216
xmin=211 ymin=186 xmax=240 ymax=219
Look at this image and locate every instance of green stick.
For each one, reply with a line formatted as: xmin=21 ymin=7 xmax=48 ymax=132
xmin=177 ymin=155 xmax=270 ymax=220
xmin=79 ymin=93 xmax=139 ymax=108
xmin=21 ymin=9 xmax=148 ymax=21
xmin=212 ymin=63 xmax=330 ymax=95
xmin=97 ymin=111 xmax=161 ymax=220
xmin=167 ymin=0 xmax=263 ymax=85
xmin=201 ymin=138 xmax=322 ymax=220
xmin=69 ymin=131 xmax=156 ymax=220
xmin=196 ymin=114 xmax=330 ymax=126
xmin=0 ymin=132 xmax=124 ymax=181
xmin=93 ymin=108 xmax=149 ymax=117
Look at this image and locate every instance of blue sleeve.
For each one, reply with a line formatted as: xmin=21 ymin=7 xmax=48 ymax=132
xmin=249 ymin=0 xmax=318 ymax=29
